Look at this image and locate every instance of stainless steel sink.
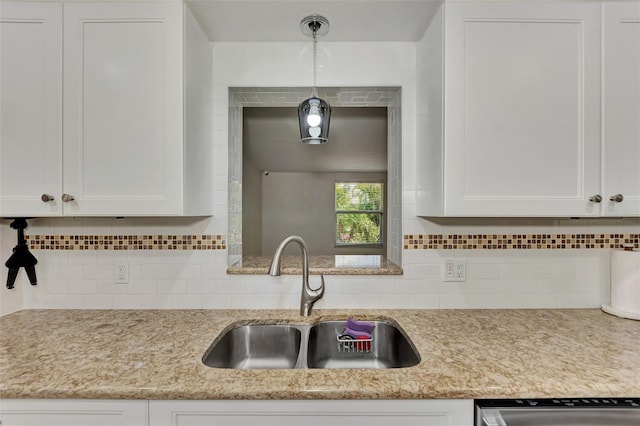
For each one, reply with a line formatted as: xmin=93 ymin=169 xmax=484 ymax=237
xmin=202 ymin=318 xmax=420 ymax=369
xmin=306 ymin=320 xmax=420 ymax=369
xmin=202 ymin=324 xmax=302 ymax=369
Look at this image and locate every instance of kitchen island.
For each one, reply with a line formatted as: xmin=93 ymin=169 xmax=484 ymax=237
xmin=1 ymin=309 xmax=638 ymax=400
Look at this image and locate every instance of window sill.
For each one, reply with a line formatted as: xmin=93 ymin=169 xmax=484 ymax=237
xmin=227 ymin=255 xmax=403 ymax=276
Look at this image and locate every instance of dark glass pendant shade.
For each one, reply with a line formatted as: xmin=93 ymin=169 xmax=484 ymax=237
xmin=298 ymin=96 xmax=331 ymax=144
xmin=298 ymin=15 xmax=331 ymax=144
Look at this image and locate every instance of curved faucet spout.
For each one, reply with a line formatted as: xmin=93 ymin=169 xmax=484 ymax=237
xmin=268 ymin=235 xmax=325 ymax=316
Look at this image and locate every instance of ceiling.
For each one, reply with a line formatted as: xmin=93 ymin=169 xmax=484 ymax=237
xmin=186 ymin=0 xmax=442 ymax=42
xmin=243 ymin=107 xmax=388 ymax=173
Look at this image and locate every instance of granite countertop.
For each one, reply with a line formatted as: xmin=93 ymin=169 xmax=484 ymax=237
xmin=1 ymin=309 xmax=639 ymax=400
xmin=227 ymin=255 xmax=403 ymax=275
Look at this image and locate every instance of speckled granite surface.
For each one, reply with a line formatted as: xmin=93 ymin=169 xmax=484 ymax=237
xmin=227 ymin=255 xmax=403 ymax=275
xmin=1 ymin=309 xmax=638 ymax=400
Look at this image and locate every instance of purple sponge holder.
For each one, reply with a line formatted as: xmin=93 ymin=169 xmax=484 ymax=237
xmin=341 ymin=316 xmax=376 ymax=339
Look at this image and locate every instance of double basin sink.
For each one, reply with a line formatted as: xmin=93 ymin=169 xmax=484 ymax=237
xmin=202 ymin=318 xmax=420 ymax=369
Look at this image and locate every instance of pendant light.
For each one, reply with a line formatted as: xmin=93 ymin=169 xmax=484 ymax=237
xmin=298 ymin=15 xmax=331 ymax=144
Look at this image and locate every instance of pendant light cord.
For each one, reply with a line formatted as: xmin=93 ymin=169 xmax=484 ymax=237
xmin=312 ymin=26 xmax=318 ymax=98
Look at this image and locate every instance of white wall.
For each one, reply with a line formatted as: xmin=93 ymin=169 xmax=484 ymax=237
xmin=3 ymin=216 xmax=639 ymax=314
xmin=0 ymin=222 xmax=23 ymax=314
xmin=260 ymin=172 xmax=387 ymax=256
xmin=241 ymin=156 xmax=262 ymax=256
xmin=1 ymin=38 xmax=639 ymax=315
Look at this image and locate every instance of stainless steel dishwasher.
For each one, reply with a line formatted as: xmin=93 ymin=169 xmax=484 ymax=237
xmin=475 ymin=398 xmax=640 ymax=425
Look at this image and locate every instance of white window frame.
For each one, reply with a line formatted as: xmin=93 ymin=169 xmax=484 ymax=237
xmin=334 ymin=181 xmax=384 ymax=247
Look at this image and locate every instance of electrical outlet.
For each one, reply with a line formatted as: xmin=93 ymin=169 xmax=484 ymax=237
xmin=115 ymin=260 xmax=129 ymax=284
xmin=443 ymin=259 xmax=466 ymax=282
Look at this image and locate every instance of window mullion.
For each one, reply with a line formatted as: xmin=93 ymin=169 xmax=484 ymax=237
xmin=336 ymin=210 xmax=383 ymax=214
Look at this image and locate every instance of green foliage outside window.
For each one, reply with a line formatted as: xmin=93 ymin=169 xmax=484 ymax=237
xmin=335 ymin=183 xmax=383 ymax=245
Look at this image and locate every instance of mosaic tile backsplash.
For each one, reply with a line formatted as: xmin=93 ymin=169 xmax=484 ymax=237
xmin=404 ymin=234 xmax=640 ymax=250
xmin=24 ymin=234 xmax=639 ymax=251
xmin=26 ymin=235 xmax=226 ymax=250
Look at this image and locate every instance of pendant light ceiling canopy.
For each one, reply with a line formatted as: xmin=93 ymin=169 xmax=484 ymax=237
xmin=298 ymin=14 xmax=331 ymax=145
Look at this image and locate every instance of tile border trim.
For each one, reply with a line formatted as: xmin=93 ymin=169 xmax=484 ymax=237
xmin=25 ymin=233 xmax=639 ymax=251
xmin=404 ymin=233 xmax=640 ymax=250
xmin=26 ymin=235 xmax=226 ymax=251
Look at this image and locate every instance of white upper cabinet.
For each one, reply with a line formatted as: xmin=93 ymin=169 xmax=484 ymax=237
xmin=63 ymin=1 xmax=183 ymax=216
xmin=601 ymin=1 xmax=640 ymax=217
xmin=0 ymin=2 xmax=63 ymax=217
xmin=0 ymin=1 xmax=213 ymax=217
xmin=418 ymin=1 xmax=609 ymax=217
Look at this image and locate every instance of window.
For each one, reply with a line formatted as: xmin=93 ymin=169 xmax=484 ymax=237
xmin=335 ymin=182 xmax=383 ymax=246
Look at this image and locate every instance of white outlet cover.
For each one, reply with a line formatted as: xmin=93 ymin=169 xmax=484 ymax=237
xmin=443 ymin=259 xmax=466 ymax=282
xmin=115 ymin=260 xmax=129 ymax=284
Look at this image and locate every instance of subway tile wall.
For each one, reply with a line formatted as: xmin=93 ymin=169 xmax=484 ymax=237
xmin=2 ymin=217 xmax=639 ymax=313
xmin=1 ymin=41 xmax=638 ymax=314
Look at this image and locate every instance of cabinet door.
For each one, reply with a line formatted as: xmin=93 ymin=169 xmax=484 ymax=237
xmin=0 ymin=2 xmax=62 ymax=217
xmin=602 ymin=1 xmax=640 ymax=217
xmin=0 ymin=399 xmax=148 ymax=426
xmin=444 ymin=2 xmax=601 ymax=216
xmin=63 ymin=2 xmax=183 ymax=216
xmin=149 ymin=400 xmax=474 ymax=426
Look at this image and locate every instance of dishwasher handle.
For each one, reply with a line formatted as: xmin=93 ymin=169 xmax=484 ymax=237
xmin=480 ymin=409 xmax=507 ymax=426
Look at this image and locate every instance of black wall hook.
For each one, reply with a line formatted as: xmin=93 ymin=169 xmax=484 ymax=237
xmin=5 ymin=218 xmax=38 ymax=289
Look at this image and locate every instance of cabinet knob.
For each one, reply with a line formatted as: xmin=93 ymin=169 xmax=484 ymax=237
xmin=609 ymin=194 xmax=624 ymax=203
xmin=41 ymin=194 xmax=55 ymax=202
xmin=61 ymin=193 xmax=75 ymax=202
xmin=589 ymin=194 xmax=602 ymax=203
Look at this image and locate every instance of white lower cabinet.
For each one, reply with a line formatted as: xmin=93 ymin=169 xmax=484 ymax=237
xmin=148 ymin=400 xmax=474 ymax=426
xmin=0 ymin=399 xmax=148 ymax=426
xmin=0 ymin=399 xmax=474 ymax=426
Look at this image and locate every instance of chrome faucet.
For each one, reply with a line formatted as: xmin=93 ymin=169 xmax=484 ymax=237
xmin=268 ymin=235 xmax=325 ymax=316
